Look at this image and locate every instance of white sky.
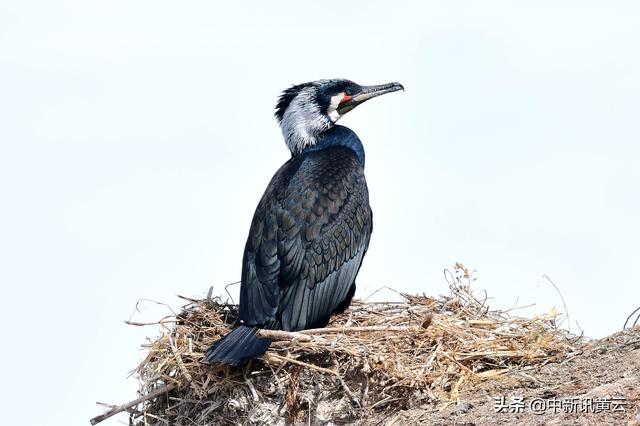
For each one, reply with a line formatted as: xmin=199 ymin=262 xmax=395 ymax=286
xmin=1 ymin=1 xmax=639 ymax=425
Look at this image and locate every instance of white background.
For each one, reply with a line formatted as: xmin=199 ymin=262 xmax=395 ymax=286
xmin=1 ymin=2 xmax=639 ymax=425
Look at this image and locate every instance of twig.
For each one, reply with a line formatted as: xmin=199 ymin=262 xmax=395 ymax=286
xmin=89 ymin=383 xmax=177 ymax=425
xmin=301 ymin=325 xmax=420 ymax=334
xmin=257 ymin=329 xmax=315 ymax=342
xmin=175 ymin=294 xmax=202 ymax=303
xmin=369 ymin=395 xmax=400 ymax=409
xmin=130 ymin=299 xmax=178 ymax=319
xmin=125 ymin=319 xmax=177 ymax=327
xmin=140 ymin=411 xmax=169 ymax=424
xmin=363 ymin=285 xmax=405 ymax=302
xmin=334 ymin=360 xmax=360 ymax=407
xmin=94 ymin=402 xmax=117 ymax=409
xmin=258 ymin=326 xmax=421 ymax=342
xmin=623 ymin=306 xmax=640 ymax=330
xmin=542 ymin=274 xmax=570 ymax=332
xmin=224 ymin=281 xmax=240 ymax=304
xmin=170 ymin=335 xmax=193 ymax=383
xmin=263 ymin=353 xmax=339 ymax=376
xmin=501 ymin=302 xmax=536 ymax=314
xmin=454 ymin=350 xmax=544 ymax=361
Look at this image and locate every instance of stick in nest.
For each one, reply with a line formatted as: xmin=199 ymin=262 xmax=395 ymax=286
xmin=90 ymin=383 xmax=177 ymax=425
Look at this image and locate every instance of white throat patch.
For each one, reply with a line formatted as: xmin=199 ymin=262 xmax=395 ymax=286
xmin=279 ymin=87 xmax=333 ymax=155
xmin=327 ymin=93 xmax=345 ymax=123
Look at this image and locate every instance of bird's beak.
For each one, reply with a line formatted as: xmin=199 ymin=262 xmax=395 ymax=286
xmin=337 ymin=82 xmax=404 ymax=115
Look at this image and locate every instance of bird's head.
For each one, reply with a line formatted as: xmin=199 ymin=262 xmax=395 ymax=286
xmin=275 ymin=79 xmax=404 ymax=155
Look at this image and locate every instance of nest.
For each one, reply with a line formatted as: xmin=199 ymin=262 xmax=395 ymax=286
xmin=93 ymin=264 xmax=582 ymax=425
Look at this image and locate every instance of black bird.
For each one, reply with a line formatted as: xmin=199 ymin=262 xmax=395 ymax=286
xmin=205 ymin=79 xmax=403 ymax=365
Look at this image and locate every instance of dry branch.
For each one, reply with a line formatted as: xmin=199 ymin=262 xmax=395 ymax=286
xmin=90 ymin=383 xmax=177 ymax=425
xmin=301 ymin=325 xmax=423 ymax=334
xmin=257 ymin=329 xmax=315 ymax=342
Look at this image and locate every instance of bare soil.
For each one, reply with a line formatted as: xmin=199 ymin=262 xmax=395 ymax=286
xmin=376 ymin=326 xmax=640 ymax=426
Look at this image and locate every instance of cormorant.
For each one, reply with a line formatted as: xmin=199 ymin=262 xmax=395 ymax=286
xmin=205 ymin=79 xmax=403 ymax=365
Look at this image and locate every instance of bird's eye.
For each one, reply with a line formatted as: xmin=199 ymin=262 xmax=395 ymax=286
xmin=344 ymin=89 xmax=352 ymax=96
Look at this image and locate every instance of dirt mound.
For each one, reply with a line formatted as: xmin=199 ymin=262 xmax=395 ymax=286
xmin=391 ymin=325 xmax=640 ymax=425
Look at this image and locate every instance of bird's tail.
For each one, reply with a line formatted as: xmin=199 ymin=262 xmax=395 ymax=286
xmin=204 ymin=325 xmax=272 ymax=366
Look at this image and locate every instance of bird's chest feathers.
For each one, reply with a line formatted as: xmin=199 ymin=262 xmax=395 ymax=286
xmin=301 ymin=126 xmax=365 ymax=167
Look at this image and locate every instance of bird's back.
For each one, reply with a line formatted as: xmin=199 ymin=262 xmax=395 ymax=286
xmin=239 ymin=141 xmax=372 ymax=331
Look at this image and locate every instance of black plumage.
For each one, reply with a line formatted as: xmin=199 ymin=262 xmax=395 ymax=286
xmin=206 ymin=79 xmax=402 ymax=365
xmin=241 ymin=137 xmax=371 ymax=331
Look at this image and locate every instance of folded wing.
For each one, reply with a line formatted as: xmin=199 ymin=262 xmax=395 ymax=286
xmin=239 ymin=146 xmax=372 ymax=331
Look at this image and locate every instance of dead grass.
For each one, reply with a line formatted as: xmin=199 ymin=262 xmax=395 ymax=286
xmin=95 ymin=264 xmax=583 ymax=425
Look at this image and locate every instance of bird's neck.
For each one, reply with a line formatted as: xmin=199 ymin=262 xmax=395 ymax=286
xmin=279 ymin=99 xmax=333 ymax=155
xmin=300 ymin=125 xmax=365 ymax=167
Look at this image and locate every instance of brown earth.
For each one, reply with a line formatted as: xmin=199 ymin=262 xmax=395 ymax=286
xmin=376 ymin=326 xmax=640 ymax=426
